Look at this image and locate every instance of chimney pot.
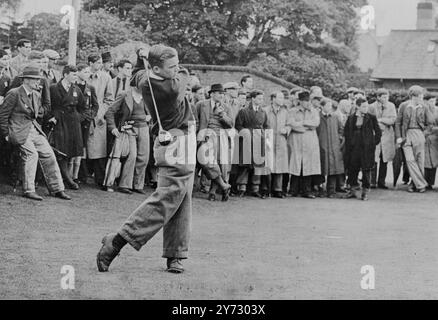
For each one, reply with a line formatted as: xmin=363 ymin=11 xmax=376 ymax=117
xmin=417 ymin=2 xmax=435 ymax=30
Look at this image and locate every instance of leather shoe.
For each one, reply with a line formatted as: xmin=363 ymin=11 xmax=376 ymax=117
xmin=54 ymin=191 xmax=71 ymax=200
xmin=303 ymin=193 xmax=316 ymax=199
xmin=166 ymin=258 xmax=184 ymax=273
xmin=96 ymin=233 xmax=120 ymax=272
xmin=251 ymin=191 xmax=265 ymax=199
xmin=66 ymin=181 xmax=79 ymax=190
xmin=378 ymin=184 xmax=388 ymax=190
xmin=24 ymin=192 xmax=43 ymax=201
xmin=118 ymin=187 xmax=133 ymax=194
xmin=222 ymin=188 xmax=230 ymax=202
xmin=208 ymin=193 xmax=216 ymax=201
xmin=273 ymin=191 xmax=285 ymax=199
xmin=133 ymin=188 xmax=146 ymax=195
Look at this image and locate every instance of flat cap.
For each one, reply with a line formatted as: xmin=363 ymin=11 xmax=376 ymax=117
xmin=42 ymin=49 xmax=60 ymax=60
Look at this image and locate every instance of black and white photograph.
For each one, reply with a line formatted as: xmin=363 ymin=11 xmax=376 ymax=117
xmin=1 ymin=0 xmax=438 ymax=305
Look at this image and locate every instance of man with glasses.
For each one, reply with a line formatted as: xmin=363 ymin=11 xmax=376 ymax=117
xmin=10 ymin=39 xmax=31 ymax=75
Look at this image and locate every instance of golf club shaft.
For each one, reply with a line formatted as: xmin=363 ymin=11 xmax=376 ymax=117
xmin=142 ymin=58 xmax=164 ymax=132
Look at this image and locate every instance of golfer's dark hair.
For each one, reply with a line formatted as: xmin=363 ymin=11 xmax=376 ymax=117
xmin=76 ymin=63 xmax=89 ymax=71
xmin=62 ymin=65 xmax=78 ymax=76
xmin=240 ymin=75 xmax=252 ymax=86
xmin=16 ymin=38 xmax=31 ymax=48
xmin=148 ymin=45 xmax=177 ymax=69
xmin=115 ymin=59 xmax=132 ymax=70
xmin=88 ymin=54 xmax=101 ymax=64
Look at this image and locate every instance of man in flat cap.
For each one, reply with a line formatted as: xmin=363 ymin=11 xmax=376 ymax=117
xmin=338 ymin=87 xmax=359 ymax=124
xmin=368 ymin=88 xmax=396 ymax=189
xmin=0 ymin=65 xmax=70 ymax=201
xmin=395 ymin=85 xmax=432 ymax=193
xmin=286 ymin=91 xmax=321 ymax=198
xmin=235 ymin=89 xmax=270 ymax=198
xmin=42 ymin=49 xmax=62 ymax=84
xmin=195 ymin=83 xmax=233 ymax=201
xmin=224 ymin=82 xmax=239 ymax=120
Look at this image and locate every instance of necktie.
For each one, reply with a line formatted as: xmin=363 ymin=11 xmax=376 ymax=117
xmin=115 ymin=77 xmax=121 ymax=97
xmin=122 ymin=78 xmax=126 ymax=91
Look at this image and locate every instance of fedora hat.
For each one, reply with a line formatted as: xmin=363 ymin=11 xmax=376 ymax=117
xmin=209 ymin=83 xmax=225 ymax=94
xmin=19 ymin=65 xmax=42 ymax=79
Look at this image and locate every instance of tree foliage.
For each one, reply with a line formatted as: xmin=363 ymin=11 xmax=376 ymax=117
xmin=24 ymin=9 xmax=147 ymax=61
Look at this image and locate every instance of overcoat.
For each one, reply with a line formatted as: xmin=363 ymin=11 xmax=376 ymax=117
xmin=87 ymin=71 xmax=114 ymax=159
xmin=286 ymin=105 xmax=321 ymax=176
xmin=77 ymin=82 xmax=99 ymax=145
xmin=234 ymin=103 xmax=270 ymax=173
xmin=49 ymin=81 xmax=86 ymax=157
xmin=425 ymin=105 xmax=438 ymax=169
xmin=266 ymin=105 xmax=289 ymax=174
xmin=316 ymin=111 xmax=344 ymax=176
xmin=344 ymin=113 xmax=382 ymax=171
xmin=369 ymin=101 xmax=396 ymax=163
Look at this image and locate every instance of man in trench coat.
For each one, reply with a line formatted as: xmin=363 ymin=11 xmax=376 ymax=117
xmin=86 ymin=54 xmax=114 ymax=188
xmin=287 ymin=91 xmax=321 ymax=199
xmin=368 ymin=88 xmax=396 ymax=189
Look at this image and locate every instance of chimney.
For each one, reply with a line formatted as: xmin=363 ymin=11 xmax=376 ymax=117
xmin=417 ymin=1 xmax=435 ymax=30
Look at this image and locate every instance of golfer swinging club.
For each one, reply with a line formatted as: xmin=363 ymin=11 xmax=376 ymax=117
xmin=96 ymin=44 xmax=197 ymax=273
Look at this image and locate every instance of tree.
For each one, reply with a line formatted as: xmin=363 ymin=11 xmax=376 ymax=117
xmin=83 ymin=0 xmax=370 ymax=91
xmin=25 ymin=9 xmax=148 ymax=61
xmin=0 ymin=0 xmax=21 ymax=11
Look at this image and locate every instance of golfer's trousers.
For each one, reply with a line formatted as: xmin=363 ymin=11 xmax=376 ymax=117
xmin=402 ymin=129 xmax=427 ymax=190
xmin=119 ymin=133 xmax=196 ymax=259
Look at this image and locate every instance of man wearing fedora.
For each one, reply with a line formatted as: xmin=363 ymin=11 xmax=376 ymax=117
xmin=195 ymin=83 xmax=233 ymax=201
xmin=0 ymin=65 xmax=71 ymax=201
